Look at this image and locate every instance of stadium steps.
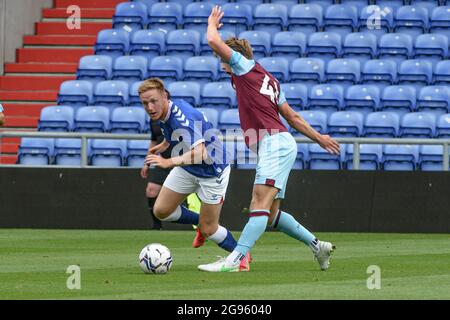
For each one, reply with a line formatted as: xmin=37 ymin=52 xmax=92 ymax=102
xmin=36 ymin=22 xmax=112 ymax=35
xmin=43 ymin=8 xmax=115 ymax=19
xmin=23 ymin=35 xmax=97 ymax=47
xmin=4 ymin=63 xmax=78 ymax=74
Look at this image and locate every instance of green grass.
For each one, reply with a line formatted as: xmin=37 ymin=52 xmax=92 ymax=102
xmin=0 ymin=229 xmax=449 ymax=300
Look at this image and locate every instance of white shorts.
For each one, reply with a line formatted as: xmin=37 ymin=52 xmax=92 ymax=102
xmin=163 ymin=165 xmax=231 ymax=205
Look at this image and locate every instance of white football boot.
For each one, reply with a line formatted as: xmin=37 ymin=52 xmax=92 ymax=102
xmin=314 ymin=241 xmax=335 ymax=271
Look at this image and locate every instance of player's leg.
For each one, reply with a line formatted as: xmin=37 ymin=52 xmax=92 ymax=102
xmin=146 ymin=182 xmax=163 ymax=230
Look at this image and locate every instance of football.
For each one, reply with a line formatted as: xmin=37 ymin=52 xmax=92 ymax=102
xmin=139 ymin=243 xmax=173 ymax=274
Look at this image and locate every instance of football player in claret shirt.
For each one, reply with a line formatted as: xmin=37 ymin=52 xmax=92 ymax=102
xmin=198 ymin=6 xmax=341 ymax=273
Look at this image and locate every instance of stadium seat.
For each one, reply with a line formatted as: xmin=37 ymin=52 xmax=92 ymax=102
xmin=436 ymin=113 xmax=450 ymax=137
xmin=221 ymin=3 xmax=253 ymax=35
xmin=308 ymin=84 xmax=344 ymax=114
xmin=345 ymin=144 xmax=383 ymax=170
xmin=288 ymin=4 xmax=323 ymax=35
xmin=325 ymin=58 xmax=361 ymax=86
xmin=328 ymin=111 xmax=364 ymax=137
xmin=112 ymin=56 xmax=148 ymax=82
xmin=166 ymin=29 xmax=200 ymax=59
xmin=235 ymin=0 xmax=263 ymax=5
xmin=417 ymin=85 xmax=450 ymax=114
xmin=126 ymin=139 xmax=150 ymax=168
xmin=54 ymin=138 xmax=83 ymax=166
xmin=414 ymin=34 xmax=449 ymax=62
xmin=130 ymin=30 xmax=166 ymax=60
xmin=113 ymin=2 xmax=148 ymax=33
xmin=132 ymin=0 xmax=158 ymax=8
xmin=74 ymin=106 xmax=110 ymax=133
xmin=361 ymin=59 xmax=397 ymax=87
xmin=90 ymin=139 xmax=127 ymax=167
xmin=382 ymin=144 xmax=419 ymax=171
xmin=183 ymin=56 xmax=220 ymax=84
xmin=430 ymin=6 xmax=450 ymax=38
xmin=290 ymin=58 xmax=325 ymax=84
xmin=281 ymin=83 xmax=308 ymax=110
xmin=38 ymin=106 xmax=75 ymax=132
xmin=433 ymin=60 xmax=450 ymax=85
xmin=200 ymin=30 xmax=236 ymax=55
xmin=295 ymin=143 xmax=309 ymax=170
xmin=376 ymin=0 xmax=404 ymax=11
xmin=147 ymin=2 xmax=182 ymax=32
xmin=359 ymin=5 xmax=394 ymax=37
xmin=93 ymin=80 xmax=129 ymax=107
xmin=364 ymin=111 xmax=400 ymax=138
xmin=323 ymin=5 xmax=359 ymax=38
xmin=218 ymin=109 xmax=241 ymax=133
xmin=57 ymin=80 xmax=94 ymax=106
xmin=394 ymin=6 xmax=429 ymax=37
xmin=196 ymin=107 xmax=220 ymax=129
xmin=340 ymin=0 xmax=370 ymax=12
xmin=307 ymin=32 xmax=342 ymax=61
xmin=397 ymin=60 xmax=433 ymax=88
xmin=94 ymin=29 xmax=130 ymax=59
xmin=236 ymin=141 xmax=257 ymax=169
xmin=183 ymin=2 xmax=214 ymax=33
xmin=201 ymin=82 xmax=236 ymax=109
xmin=400 ymin=112 xmax=437 ymax=138
xmin=238 ymin=31 xmax=271 ymax=60
xmin=308 ymin=143 xmax=342 ymax=170
xmin=345 ymin=85 xmax=380 ymax=114
xmin=304 ymin=0 xmax=333 ymax=6
xmin=298 ymin=110 xmax=328 ymax=134
xmin=419 ymin=145 xmax=446 ymax=171
xmin=148 ymin=55 xmax=183 ymax=83
xmin=167 ymin=81 xmax=201 ymax=107
xmin=258 ymin=57 xmax=290 ymax=83
xmin=77 ymin=55 xmax=113 ymax=81
xmin=410 ymin=0 xmax=439 ymax=14
xmin=342 ymin=32 xmax=377 ymax=63
xmin=378 ymin=33 xmax=413 ymax=63
xmin=18 ymin=138 xmax=54 ymax=166
xmin=271 ymin=32 xmax=306 ymax=60
xmin=380 ymin=85 xmax=417 ymax=115
xmin=253 ymin=3 xmax=288 ymax=34
xmin=110 ymin=107 xmax=146 ymax=133
xmin=129 ymin=81 xmax=143 ymax=107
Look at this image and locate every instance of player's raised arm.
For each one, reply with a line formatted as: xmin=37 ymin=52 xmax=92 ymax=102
xmin=207 ymin=6 xmax=232 ymax=63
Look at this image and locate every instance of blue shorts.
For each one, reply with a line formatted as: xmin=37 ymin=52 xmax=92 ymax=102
xmin=254 ymin=132 xmax=297 ymax=199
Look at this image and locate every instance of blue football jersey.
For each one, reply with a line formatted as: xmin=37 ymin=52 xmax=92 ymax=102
xmin=158 ymin=99 xmax=229 ymax=178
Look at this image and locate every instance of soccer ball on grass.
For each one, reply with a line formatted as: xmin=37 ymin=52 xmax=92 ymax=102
xmin=139 ymin=243 xmax=173 ymax=274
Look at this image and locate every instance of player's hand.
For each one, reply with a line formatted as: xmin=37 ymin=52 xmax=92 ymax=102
xmin=145 ymin=154 xmax=174 ymax=169
xmin=149 ymin=142 xmax=169 ymax=155
xmin=318 ymin=135 xmax=340 ymax=155
xmin=140 ymin=164 xmax=149 ymax=179
xmin=208 ymin=5 xmax=224 ymax=29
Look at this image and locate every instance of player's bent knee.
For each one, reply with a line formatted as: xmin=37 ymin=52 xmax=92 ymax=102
xmin=152 ymin=205 xmax=169 ymax=220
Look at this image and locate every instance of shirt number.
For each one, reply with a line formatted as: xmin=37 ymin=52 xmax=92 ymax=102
xmin=259 ymin=75 xmax=279 ymax=104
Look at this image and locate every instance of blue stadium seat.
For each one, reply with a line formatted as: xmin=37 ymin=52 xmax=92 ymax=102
xmin=275 ymin=0 xmax=299 ymax=11
xmin=58 ymin=80 xmax=94 ymax=106
xmin=375 ymin=0 xmax=404 ymax=11
xmin=340 ymin=0 xmax=370 ymax=12
xmin=54 ymin=138 xmax=82 ymax=166
xmin=361 ymin=59 xmax=397 ymax=86
xmin=345 ymin=85 xmax=380 ymax=114
xmin=130 ymin=29 xmax=166 ymax=60
xmin=308 ymin=84 xmax=344 ymax=114
xmin=258 ymin=57 xmax=290 ymax=83
xmin=94 ymin=29 xmax=130 ymax=59
xmin=112 ymin=56 xmax=148 ymax=82
xmin=382 ymin=144 xmax=419 ymax=171
xmin=126 ymin=139 xmax=150 ymax=168
xmin=307 ymin=32 xmax=342 ymax=61
xmin=74 ymin=106 xmax=110 ymax=132
xmin=323 ymin=5 xmax=359 ymax=38
xmin=129 ymin=81 xmax=143 ymax=107
xmin=90 ymin=139 xmax=127 ymax=167
xmin=93 ymin=80 xmax=129 ymax=107
xmin=201 ymin=82 xmax=236 ymax=109
xmin=238 ymin=31 xmax=271 ymax=60
xmin=328 ymin=111 xmax=364 ymax=137
xmin=410 ymin=0 xmax=439 ymax=15
xmin=394 ymin=6 xmax=429 ymax=37
xmin=436 ymin=113 xmax=450 ymax=137
xmin=364 ymin=111 xmax=400 ymax=138
xmin=295 ymin=143 xmax=309 ymax=170
xmin=113 ymin=2 xmax=148 ymax=33
xmin=359 ymin=5 xmax=394 ymax=37
xmin=235 ymin=0 xmax=263 ymax=5
xmin=430 ymin=6 xmax=450 ymax=38
xmin=148 ymin=55 xmax=183 ymax=82
xmin=380 ymin=85 xmax=417 ymax=115
xmin=236 ymin=141 xmax=257 ymax=169
xmin=325 ymin=58 xmax=361 ymax=86
xmin=18 ymin=138 xmax=54 ymax=166
xmin=183 ymin=2 xmax=214 ymax=33
xmin=419 ymin=145 xmax=446 ymax=171
xmin=132 ymin=0 xmax=158 ymax=9
xmin=167 ymin=81 xmax=201 ymax=107
xmin=200 ymin=30 xmax=236 ymax=55
xmin=196 ymin=107 xmax=220 ymax=128
xmin=290 ymin=58 xmax=325 ymax=84
xmin=433 ymin=60 xmax=450 ymax=85
xmin=308 ymin=143 xmax=343 ymax=170
xmin=253 ymin=3 xmax=288 ymax=34
xmin=271 ymin=32 xmax=306 ymax=60
xmin=148 ymin=2 xmax=182 ymax=32
xmin=414 ymin=33 xmax=449 ymax=62
xmin=77 ymin=55 xmax=113 ymax=81
xmin=342 ymin=32 xmax=377 ymax=63
xmin=183 ymin=56 xmax=220 ymax=83
xmin=110 ymin=107 xmax=146 ymax=133
xmin=398 ymin=60 xmax=433 ymax=88
xmin=38 ymin=106 xmax=75 ymax=132
xmin=218 ymin=109 xmax=241 ymax=133
xmin=166 ymin=29 xmax=200 ymax=59
xmin=298 ymin=110 xmax=328 ymax=134
xmin=281 ymin=83 xmax=308 ymax=110
xmin=345 ymin=144 xmax=383 ymax=170
xmin=417 ymin=85 xmax=450 ymax=114
xmin=400 ymin=112 xmax=437 ymax=138
xmin=221 ymin=3 xmax=253 ymax=35
xmin=288 ymin=4 xmax=323 ymax=35
xmin=378 ymin=33 xmax=413 ymax=63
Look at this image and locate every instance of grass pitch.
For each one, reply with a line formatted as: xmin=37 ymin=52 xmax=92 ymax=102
xmin=0 ymin=229 xmax=449 ymax=300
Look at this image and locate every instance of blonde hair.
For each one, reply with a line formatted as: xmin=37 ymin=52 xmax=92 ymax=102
xmin=225 ymin=37 xmax=254 ymax=60
xmin=138 ymin=77 xmax=166 ymax=96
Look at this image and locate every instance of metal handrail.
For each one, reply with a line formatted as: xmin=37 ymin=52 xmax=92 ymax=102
xmin=1 ymin=131 xmax=449 ymax=170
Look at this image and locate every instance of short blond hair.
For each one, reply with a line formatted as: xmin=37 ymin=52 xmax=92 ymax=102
xmin=138 ymin=77 xmax=166 ymax=96
xmin=225 ymin=37 xmax=253 ymax=59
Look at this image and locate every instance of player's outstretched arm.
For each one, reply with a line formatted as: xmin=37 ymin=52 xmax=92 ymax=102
xmin=145 ymin=143 xmax=207 ymax=169
xmin=279 ymin=102 xmax=340 ymax=155
xmin=207 ymin=6 xmax=232 ymax=63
